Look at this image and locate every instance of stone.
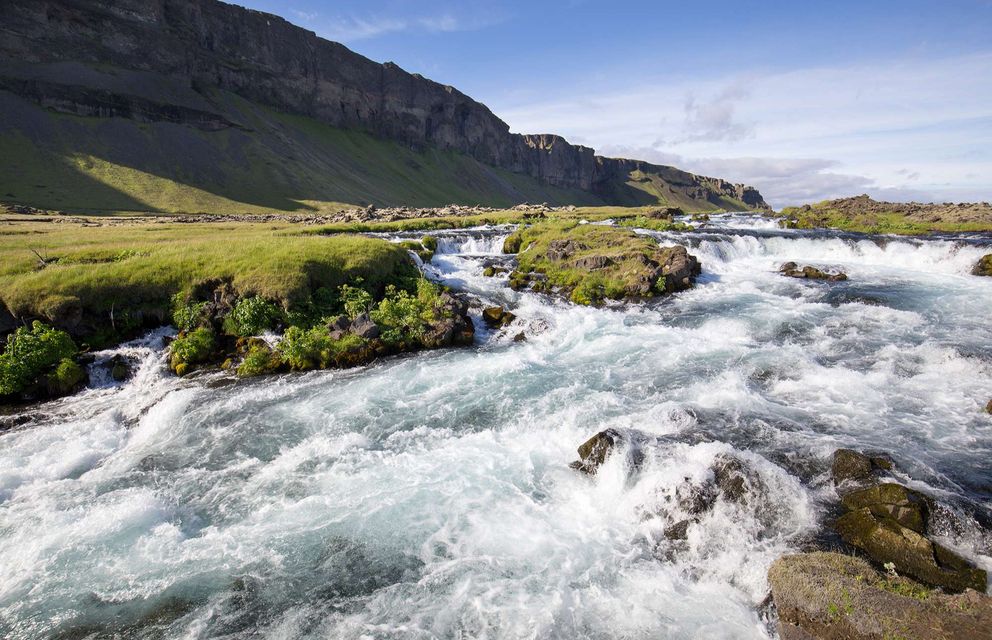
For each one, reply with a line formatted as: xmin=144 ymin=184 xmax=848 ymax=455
xmin=327 ymin=315 xmax=351 ymax=333
xmin=834 ymin=507 xmax=986 ymax=593
xmin=769 ymin=551 xmax=992 ymax=640
xmin=664 ymin=519 xmax=691 ymax=540
xmin=841 ymin=483 xmax=932 ymax=534
xmin=712 ymin=454 xmax=756 ymax=504
xmin=569 ymin=429 xmax=620 ymax=475
xmin=972 ymin=254 xmax=992 ymax=276
xmin=780 ymin=262 xmax=848 ymax=281
xmin=349 ymin=313 xmax=380 ymax=340
xmin=109 ymin=355 xmax=131 ymax=382
xmin=831 ymin=448 xmax=872 ymax=484
xmin=657 ymin=246 xmax=702 ymax=293
xmin=986 ymin=399 xmax=992 ymax=414
xmin=482 ymin=306 xmax=515 ymax=328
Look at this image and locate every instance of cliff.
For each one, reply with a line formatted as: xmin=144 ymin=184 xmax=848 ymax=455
xmin=0 ymin=0 xmax=768 ymax=213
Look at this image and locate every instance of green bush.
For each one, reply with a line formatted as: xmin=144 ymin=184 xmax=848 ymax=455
xmin=225 ymin=296 xmax=282 ymax=336
xmin=236 ymin=343 xmax=284 ymax=377
xmin=278 ymin=326 xmax=367 ymax=370
xmin=339 ymin=282 xmax=373 ymax=320
xmin=0 ymin=321 xmax=78 ymax=396
xmin=171 ymin=293 xmax=208 ymax=332
xmin=169 ymin=327 xmax=216 ymax=373
xmin=371 ymin=279 xmax=445 ymax=344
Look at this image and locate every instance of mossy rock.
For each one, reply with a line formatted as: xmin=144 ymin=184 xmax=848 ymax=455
xmin=831 ymin=448 xmax=893 ymax=485
xmin=972 ymin=254 xmax=992 ymax=276
xmin=834 ymin=507 xmax=986 ymax=593
xmin=45 ymin=358 xmax=87 ymax=397
xmin=569 ymin=429 xmax=620 ymax=475
xmin=841 ymin=483 xmax=932 ymax=534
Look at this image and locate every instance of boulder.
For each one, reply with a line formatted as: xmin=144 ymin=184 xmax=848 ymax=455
xmin=780 ymin=262 xmax=848 ymax=281
xmin=571 ymin=255 xmax=614 ymax=270
xmin=972 ymin=254 xmax=992 ymax=277
xmin=109 ymin=355 xmax=131 ymax=382
xmin=482 ymin=306 xmax=515 ymax=328
xmin=349 ymin=313 xmax=380 ymax=340
xmin=657 ymin=246 xmax=702 ymax=293
xmin=769 ymin=551 xmax=992 ymax=640
xmin=834 ymin=507 xmax=986 ymax=593
xmin=831 ymin=448 xmax=893 ymax=485
xmin=569 ymin=429 xmax=621 ymax=474
xmin=841 ymin=483 xmax=932 ymax=534
xmin=986 ymin=399 xmax=992 ymax=414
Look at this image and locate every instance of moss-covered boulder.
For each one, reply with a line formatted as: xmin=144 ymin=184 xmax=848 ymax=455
xmin=972 ymin=254 xmax=992 ymax=276
xmin=769 ymin=552 xmax=992 ymax=640
xmin=502 ymin=222 xmax=700 ymax=305
xmin=835 ymin=507 xmax=986 ymax=593
xmin=482 ymin=306 xmax=515 ymax=328
xmin=841 ymin=483 xmax=932 ymax=534
xmin=569 ymin=429 xmax=621 ymax=474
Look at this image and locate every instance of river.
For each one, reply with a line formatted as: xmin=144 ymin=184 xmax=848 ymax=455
xmin=1 ymin=214 xmax=990 ymax=639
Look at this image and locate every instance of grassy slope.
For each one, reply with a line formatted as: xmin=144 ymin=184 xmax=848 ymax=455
xmin=0 ymin=89 xmax=603 ymax=215
xmin=776 ymin=202 xmax=992 ymax=235
xmin=0 ymin=220 xmax=417 ymax=337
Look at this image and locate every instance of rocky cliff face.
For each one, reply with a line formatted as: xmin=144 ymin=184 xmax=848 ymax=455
xmin=0 ymin=0 xmax=768 ymax=210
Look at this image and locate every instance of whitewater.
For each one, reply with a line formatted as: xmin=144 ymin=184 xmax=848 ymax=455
xmin=1 ymin=215 xmax=991 ymax=639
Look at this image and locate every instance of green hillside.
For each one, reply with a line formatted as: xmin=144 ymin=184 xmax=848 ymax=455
xmin=0 ymin=90 xmax=603 ymax=216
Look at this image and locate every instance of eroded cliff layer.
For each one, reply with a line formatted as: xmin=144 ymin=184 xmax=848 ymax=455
xmin=0 ymin=0 xmax=767 ymax=212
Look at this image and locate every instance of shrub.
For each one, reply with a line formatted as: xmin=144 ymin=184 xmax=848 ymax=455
xmin=169 ymin=327 xmax=215 ymax=373
xmin=0 ymin=321 xmax=78 ymax=396
xmin=339 ymin=283 xmax=373 ymax=319
xmin=278 ymin=326 xmax=368 ymax=370
xmin=171 ymin=293 xmax=208 ymax=332
xmin=225 ymin=296 xmax=282 ymax=336
xmin=370 ymin=279 xmax=445 ymax=344
xmin=236 ymin=343 xmax=284 ymax=377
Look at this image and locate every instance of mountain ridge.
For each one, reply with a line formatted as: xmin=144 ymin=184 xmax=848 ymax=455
xmin=0 ymin=0 xmax=768 ymax=213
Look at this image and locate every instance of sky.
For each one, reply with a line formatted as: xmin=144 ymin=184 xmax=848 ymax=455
xmin=238 ymin=0 xmax=992 ymax=208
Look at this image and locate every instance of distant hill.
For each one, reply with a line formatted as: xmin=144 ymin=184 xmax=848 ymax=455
xmin=776 ymin=195 xmax=992 ymax=234
xmin=0 ymin=0 xmax=768 ymax=215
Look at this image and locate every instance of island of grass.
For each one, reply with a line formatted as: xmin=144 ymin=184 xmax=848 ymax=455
xmin=0 ymin=219 xmax=473 ymax=402
xmin=773 ymin=195 xmax=992 ymax=235
xmin=500 ymin=221 xmax=701 ymax=305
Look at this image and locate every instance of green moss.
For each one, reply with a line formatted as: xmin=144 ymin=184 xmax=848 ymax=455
xmin=47 ymin=358 xmax=87 ymax=396
xmin=0 ymin=321 xmax=78 ymax=396
xmin=236 ymin=343 xmax=284 ymax=377
xmin=169 ymin=327 xmax=216 ymax=374
xmin=775 ymin=203 xmax=992 ymax=235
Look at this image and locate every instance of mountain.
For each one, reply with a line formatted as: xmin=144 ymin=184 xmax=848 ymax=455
xmin=0 ymin=0 xmax=768 ymax=214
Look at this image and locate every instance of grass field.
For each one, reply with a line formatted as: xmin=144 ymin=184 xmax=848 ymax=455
xmin=776 ymin=204 xmax=992 ymax=235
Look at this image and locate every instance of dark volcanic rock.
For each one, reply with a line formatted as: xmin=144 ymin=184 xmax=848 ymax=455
xmin=349 ymin=314 xmax=380 ymax=340
xmin=769 ymin=552 xmax=992 ymax=640
xmin=658 ymin=246 xmax=702 ymax=293
xmin=482 ymin=306 xmax=515 ymax=328
xmin=0 ymin=0 xmax=768 ymax=209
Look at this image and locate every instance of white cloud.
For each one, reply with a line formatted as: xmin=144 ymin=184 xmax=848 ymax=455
xmin=492 ymin=53 xmax=992 ymax=207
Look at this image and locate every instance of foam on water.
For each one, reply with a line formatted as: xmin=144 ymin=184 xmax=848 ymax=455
xmin=0 ymin=217 xmax=990 ymax=638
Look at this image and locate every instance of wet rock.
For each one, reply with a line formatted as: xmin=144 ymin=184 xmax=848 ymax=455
xmin=712 ymin=454 xmax=757 ymax=504
xmin=834 ymin=507 xmax=987 ymax=593
xmin=986 ymin=399 xmax=992 ymax=414
xmin=657 ymin=245 xmax=702 ymax=293
xmin=841 ymin=483 xmax=932 ymax=534
xmin=664 ymin=519 xmax=691 ymax=540
xmin=568 ymin=429 xmax=641 ymax=475
xmin=349 ymin=313 xmax=380 ymax=340
xmin=482 ymin=306 xmax=515 ymax=328
xmin=512 ymin=331 xmax=526 ymax=342
xmin=973 ymin=254 xmax=992 ymax=277
xmin=482 ymin=265 xmax=507 ymax=277
xmin=780 ymin=262 xmax=848 ymax=281
xmin=769 ymin=551 xmax=992 ymax=640
xmin=109 ymin=355 xmax=131 ymax=382
xmin=830 ymin=448 xmax=894 ymax=485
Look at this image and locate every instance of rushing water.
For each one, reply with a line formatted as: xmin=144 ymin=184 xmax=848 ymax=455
xmin=1 ymin=215 xmax=991 ymax=639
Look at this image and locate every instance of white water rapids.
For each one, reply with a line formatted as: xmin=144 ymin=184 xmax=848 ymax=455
xmin=1 ymin=214 xmax=991 ymax=639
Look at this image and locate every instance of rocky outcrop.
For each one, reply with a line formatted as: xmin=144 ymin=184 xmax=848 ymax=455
xmin=974 ymin=254 xmax=992 ymax=277
xmin=780 ymin=262 xmax=848 ymax=282
xmin=769 ymin=552 xmax=992 ymax=640
xmin=828 ymin=448 xmax=987 ymax=594
xmin=482 ymin=306 xmax=515 ymax=328
xmin=0 ymin=0 xmax=767 ymax=210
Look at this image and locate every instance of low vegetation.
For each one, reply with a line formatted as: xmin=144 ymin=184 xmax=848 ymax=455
xmin=501 ymin=221 xmax=699 ymax=305
xmin=0 ymin=321 xmax=81 ymax=398
xmin=774 ymin=196 xmax=992 ymax=234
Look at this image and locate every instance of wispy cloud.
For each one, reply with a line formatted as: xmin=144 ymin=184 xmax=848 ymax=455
xmin=290 ymin=9 xmax=318 ymax=23
xmin=494 ymin=53 xmax=992 ymax=207
xmin=314 ymin=12 xmax=500 ymax=43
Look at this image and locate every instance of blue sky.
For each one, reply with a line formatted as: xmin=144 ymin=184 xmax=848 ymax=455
xmin=238 ymin=0 xmax=992 ymax=207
